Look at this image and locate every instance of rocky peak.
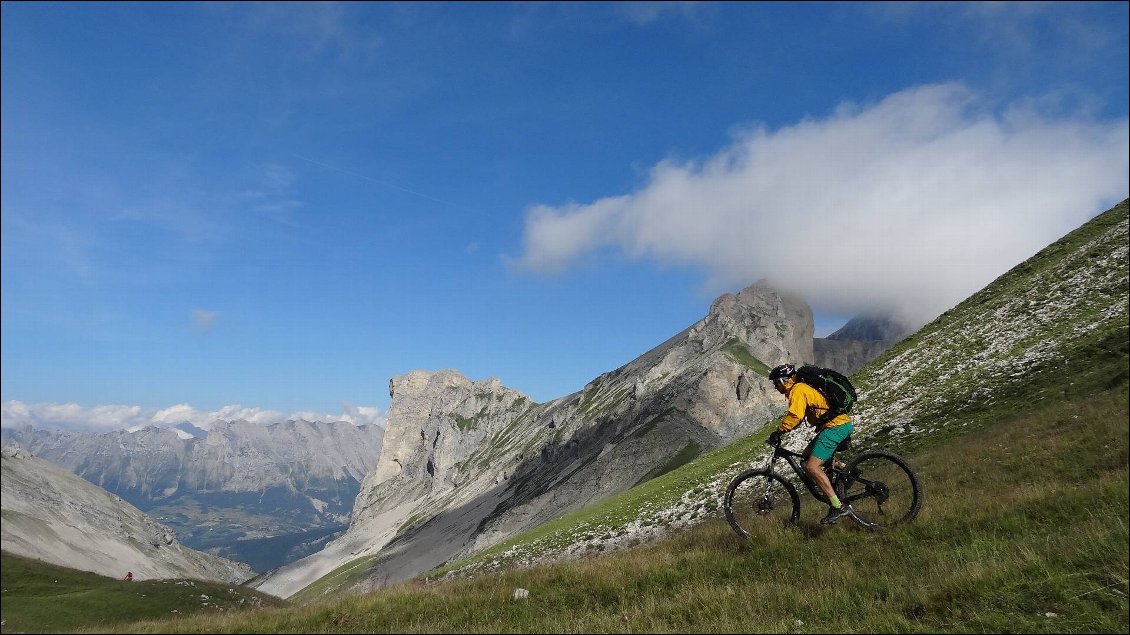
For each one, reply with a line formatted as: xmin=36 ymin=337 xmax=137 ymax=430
xmin=814 ymin=311 xmax=916 ymax=375
xmin=704 ymin=279 xmax=814 ymax=365
xmin=257 ymin=279 xmax=822 ymax=599
xmin=826 ymin=312 xmax=914 ymax=342
xmin=369 ymin=369 xmax=531 ymax=492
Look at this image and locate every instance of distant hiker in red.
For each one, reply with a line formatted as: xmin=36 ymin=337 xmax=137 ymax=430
xmin=123 ymin=571 xmax=133 ymax=581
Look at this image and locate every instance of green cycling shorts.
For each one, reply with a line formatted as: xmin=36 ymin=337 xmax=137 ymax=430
xmin=804 ymin=422 xmax=854 ymax=462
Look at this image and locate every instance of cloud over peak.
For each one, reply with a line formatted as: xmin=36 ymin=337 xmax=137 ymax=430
xmin=514 ymin=83 xmax=1129 ymax=325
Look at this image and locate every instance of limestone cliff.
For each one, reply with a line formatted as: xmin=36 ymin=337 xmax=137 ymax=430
xmin=255 ymin=279 xmax=815 ymax=599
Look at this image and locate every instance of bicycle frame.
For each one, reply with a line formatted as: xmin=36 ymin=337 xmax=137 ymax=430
xmin=769 ymin=444 xmax=883 ymax=530
xmin=763 ymin=444 xmax=838 ymax=504
xmin=726 ymin=441 xmax=904 ymax=533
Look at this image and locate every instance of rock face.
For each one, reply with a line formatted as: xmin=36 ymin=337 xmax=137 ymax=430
xmin=255 ymin=279 xmax=817 ymax=599
xmin=436 ymin=199 xmax=1130 ymax=579
xmin=1 ymin=447 xmax=253 ymax=583
xmin=0 ymin=420 xmax=384 ymax=572
xmin=814 ymin=313 xmax=915 ymax=375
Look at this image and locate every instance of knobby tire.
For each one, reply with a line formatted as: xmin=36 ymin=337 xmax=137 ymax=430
xmin=835 ymin=450 xmax=922 ymax=529
xmin=724 ymin=470 xmax=800 ymax=539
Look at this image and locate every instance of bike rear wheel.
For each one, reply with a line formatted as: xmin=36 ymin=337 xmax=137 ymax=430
xmin=835 ymin=450 xmax=922 ymax=528
xmin=724 ymin=470 xmax=800 ymax=539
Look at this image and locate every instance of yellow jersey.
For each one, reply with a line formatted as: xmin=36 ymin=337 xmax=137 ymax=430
xmin=777 ymin=379 xmax=851 ymax=432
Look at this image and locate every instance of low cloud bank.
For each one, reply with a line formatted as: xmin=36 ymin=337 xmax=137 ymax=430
xmin=1 ymin=400 xmax=386 ymax=433
xmin=515 ymin=83 xmax=1129 ymax=327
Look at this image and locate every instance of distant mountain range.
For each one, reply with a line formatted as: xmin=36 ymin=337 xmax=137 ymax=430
xmin=0 ymin=419 xmax=384 ymax=572
xmin=2 ymin=446 xmax=253 ymax=583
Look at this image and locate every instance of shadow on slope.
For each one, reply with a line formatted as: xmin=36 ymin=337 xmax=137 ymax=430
xmin=288 ymin=404 xmax=724 ymax=603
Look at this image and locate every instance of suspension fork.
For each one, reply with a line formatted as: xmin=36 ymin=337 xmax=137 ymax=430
xmin=755 ymin=447 xmax=787 ymax=495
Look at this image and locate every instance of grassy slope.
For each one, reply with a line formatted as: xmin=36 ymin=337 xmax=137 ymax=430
xmin=277 ymin=200 xmax=1130 ymax=602
xmin=847 ymin=199 xmax=1129 ymax=459
xmin=421 ymin=198 xmax=1130 ymax=582
xmin=5 ymin=201 xmax=1127 ymax=633
xmin=0 ymin=553 xmax=286 ymax=633
xmin=70 ymin=388 xmax=1130 ymax=634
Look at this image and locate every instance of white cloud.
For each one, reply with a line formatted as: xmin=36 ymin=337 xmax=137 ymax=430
xmin=238 ymin=2 xmax=383 ymax=64
xmin=2 ymin=400 xmax=385 ymax=433
xmin=514 ymin=83 xmax=1129 ymax=326
xmin=191 ymin=309 xmax=220 ymax=332
xmin=150 ymin=403 xmax=218 ymax=427
xmin=338 ymin=403 xmax=385 ymax=427
xmin=210 ymin=404 xmax=286 ymax=426
xmin=2 ymin=401 xmax=149 ymax=432
xmin=618 ymin=1 xmax=705 ymax=25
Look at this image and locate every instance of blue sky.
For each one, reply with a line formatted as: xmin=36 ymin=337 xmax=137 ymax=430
xmin=2 ymin=2 xmax=1127 ymax=432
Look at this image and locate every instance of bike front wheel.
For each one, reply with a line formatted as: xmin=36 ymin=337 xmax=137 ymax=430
xmin=724 ymin=470 xmax=800 ymax=539
xmin=835 ymin=450 xmax=922 ymax=528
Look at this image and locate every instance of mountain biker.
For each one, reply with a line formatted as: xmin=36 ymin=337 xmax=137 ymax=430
xmin=766 ymin=363 xmax=857 ymax=525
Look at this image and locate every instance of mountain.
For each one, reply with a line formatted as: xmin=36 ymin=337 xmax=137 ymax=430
xmin=14 ymin=200 xmax=1126 ymax=635
xmin=173 ymin=421 xmax=208 ymax=438
xmin=435 ymin=198 xmax=1129 ymax=581
xmin=814 ymin=312 xmax=915 ymax=374
xmin=255 ymin=280 xmax=825 ymax=598
xmin=0 ymin=419 xmax=384 ymax=572
xmin=262 ymin=198 xmax=1128 ymax=603
xmin=1 ymin=446 xmax=253 ymax=584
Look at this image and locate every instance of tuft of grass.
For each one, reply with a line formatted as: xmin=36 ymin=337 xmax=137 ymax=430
xmin=451 ymin=412 xmax=479 ymax=432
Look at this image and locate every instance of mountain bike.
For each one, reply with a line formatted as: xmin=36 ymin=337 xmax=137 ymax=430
xmin=724 ymin=435 xmax=922 ymax=537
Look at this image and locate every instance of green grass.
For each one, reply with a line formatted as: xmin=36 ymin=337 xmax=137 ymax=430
xmin=451 ymin=411 xmax=481 ymax=432
xmin=848 ymin=200 xmax=1128 ymax=444
xmin=56 ymin=387 xmax=1127 ymax=634
xmin=287 ymin=551 xmax=390 ymax=607
xmin=5 ymin=200 xmax=1126 ymax=633
xmin=578 ymin=383 xmax=632 ymax=420
xmin=723 ymin=338 xmax=771 ymax=375
xmin=0 ymin=554 xmax=287 ymax=633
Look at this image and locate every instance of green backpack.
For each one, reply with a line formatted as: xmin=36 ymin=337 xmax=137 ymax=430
xmin=794 ymin=365 xmax=857 ymax=425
